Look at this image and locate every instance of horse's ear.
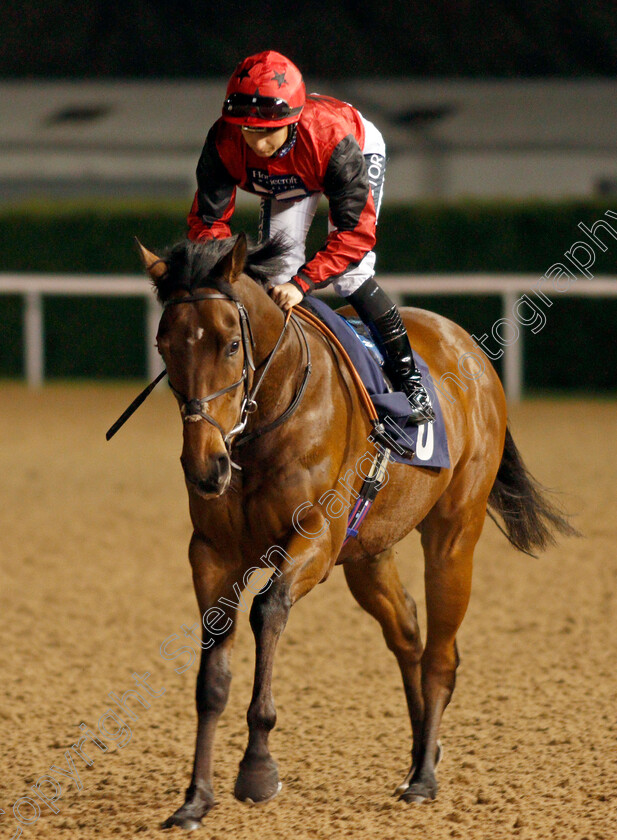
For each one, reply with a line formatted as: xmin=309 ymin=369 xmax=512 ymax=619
xmin=220 ymin=232 xmax=247 ymax=283
xmin=135 ymin=238 xmax=168 ymax=282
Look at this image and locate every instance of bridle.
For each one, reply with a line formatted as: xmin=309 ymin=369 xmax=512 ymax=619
xmin=106 ymin=288 xmax=312 ymax=455
xmin=163 ymin=291 xmax=257 ymax=447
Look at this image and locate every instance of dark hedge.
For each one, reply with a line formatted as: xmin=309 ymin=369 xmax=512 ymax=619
xmin=1 ymin=200 xmax=616 ymax=391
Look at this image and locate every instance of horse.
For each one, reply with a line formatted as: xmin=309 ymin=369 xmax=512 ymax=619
xmin=135 ymin=232 xmax=574 ymax=830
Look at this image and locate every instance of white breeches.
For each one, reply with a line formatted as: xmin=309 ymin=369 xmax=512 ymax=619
xmin=258 ymin=113 xmax=386 ymax=296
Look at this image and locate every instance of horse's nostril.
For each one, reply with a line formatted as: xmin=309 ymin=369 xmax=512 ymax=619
xmin=181 ymin=452 xmax=230 ymax=497
xmin=213 ymin=453 xmax=230 ymax=477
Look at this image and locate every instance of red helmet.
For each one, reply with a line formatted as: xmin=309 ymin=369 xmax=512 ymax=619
xmin=222 ymin=51 xmax=306 ymax=128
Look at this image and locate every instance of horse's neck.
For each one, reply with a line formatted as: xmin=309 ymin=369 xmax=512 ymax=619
xmin=237 ymin=276 xmax=286 ymax=366
xmin=236 ymin=276 xmax=306 ymax=435
xmin=238 ymin=277 xmax=285 ymax=367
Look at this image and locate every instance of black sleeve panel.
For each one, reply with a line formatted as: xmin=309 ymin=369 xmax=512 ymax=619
xmin=195 ymin=124 xmax=238 ymax=222
xmin=323 ymin=134 xmax=370 ymax=231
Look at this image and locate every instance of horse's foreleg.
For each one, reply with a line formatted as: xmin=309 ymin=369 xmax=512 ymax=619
xmin=163 ymin=533 xmax=242 ymax=830
xmin=234 ymin=509 xmax=333 ymax=804
xmin=342 ymin=549 xmax=425 ymax=787
xmin=400 ymin=502 xmax=485 ymax=803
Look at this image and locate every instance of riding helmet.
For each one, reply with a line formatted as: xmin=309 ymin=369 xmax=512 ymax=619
xmin=222 ymin=51 xmax=306 ymax=128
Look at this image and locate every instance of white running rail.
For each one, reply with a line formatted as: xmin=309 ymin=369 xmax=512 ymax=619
xmin=1 ymin=273 xmax=616 ymax=401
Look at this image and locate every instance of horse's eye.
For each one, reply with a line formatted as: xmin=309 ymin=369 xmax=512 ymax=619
xmin=227 ymin=340 xmax=241 ymax=357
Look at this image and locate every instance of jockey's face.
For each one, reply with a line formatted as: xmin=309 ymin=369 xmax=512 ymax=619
xmin=240 ymin=125 xmax=289 ymax=157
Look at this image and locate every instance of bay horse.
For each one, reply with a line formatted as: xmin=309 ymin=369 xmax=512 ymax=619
xmin=135 ymin=233 xmax=573 ymax=830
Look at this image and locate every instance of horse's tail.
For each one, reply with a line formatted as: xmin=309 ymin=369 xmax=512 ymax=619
xmin=487 ymin=426 xmax=579 ymax=556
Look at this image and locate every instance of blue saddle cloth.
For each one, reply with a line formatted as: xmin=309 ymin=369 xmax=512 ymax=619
xmin=302 ymin=298 xmax=450 ymax=469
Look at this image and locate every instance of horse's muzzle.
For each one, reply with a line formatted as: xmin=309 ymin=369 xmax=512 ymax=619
xmin=181 ymin=452 xmax=231 ymax=498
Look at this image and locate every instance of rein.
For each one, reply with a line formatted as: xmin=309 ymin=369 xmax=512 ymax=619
xmin=235 ymin=313 xmax=311 ymax=447
xmin=106 ymin=291 xmax=312 ymax=452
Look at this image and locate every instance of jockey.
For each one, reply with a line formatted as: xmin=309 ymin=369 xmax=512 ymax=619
xmin=187 ymin=50 xmax=435 ymax=424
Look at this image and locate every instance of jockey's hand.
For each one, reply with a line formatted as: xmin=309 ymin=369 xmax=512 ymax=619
xmin=270 ymin=282 xmax=304 ymax=312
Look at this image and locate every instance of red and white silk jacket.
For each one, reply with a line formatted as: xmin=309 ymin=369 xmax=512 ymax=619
xmin=187 ymin=95 xmax=377 ymax=294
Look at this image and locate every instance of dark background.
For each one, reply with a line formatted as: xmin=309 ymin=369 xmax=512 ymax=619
xmin=2 ymin=1 xmax=617 ymax=78
xmin=2 ymin=201 xmax=616 ymax=389
xmin=2 ymin=2 xmax=617 ymax=390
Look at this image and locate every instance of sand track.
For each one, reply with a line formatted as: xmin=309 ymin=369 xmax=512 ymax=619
xmin=1 ymin=385 xmax=615 ymax=839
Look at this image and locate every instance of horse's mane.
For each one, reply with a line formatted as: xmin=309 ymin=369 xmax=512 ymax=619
xmin=152 ymin=233 xmax=291 ymax=303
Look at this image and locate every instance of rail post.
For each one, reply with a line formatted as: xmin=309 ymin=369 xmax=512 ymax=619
xmin=24 ymin=290 xmax=44 ymax=388
xmin=502 ymin=289 xmax=523 ymax=403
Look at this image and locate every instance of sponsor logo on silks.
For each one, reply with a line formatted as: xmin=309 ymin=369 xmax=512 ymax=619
xmin=415 ymin=421 xmax=435 ymax=461
xmin=249 ymin=169 xmax=310 ymax=200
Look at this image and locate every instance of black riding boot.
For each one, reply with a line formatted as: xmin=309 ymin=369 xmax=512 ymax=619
xmin=348 ymin=278 xmax=436 ymax=424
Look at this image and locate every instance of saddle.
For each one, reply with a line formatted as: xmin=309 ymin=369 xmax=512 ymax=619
xmin=294 ymin=297 xmax=450 ymax=471
xmin=294 ymin=300 xmax=385 ymax=431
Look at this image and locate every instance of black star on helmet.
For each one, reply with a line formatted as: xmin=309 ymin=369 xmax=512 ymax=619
xmin=237 ymin=67 xmax=251 ymax=82
xmin=272 ymin=71 xmax=287 ymax=88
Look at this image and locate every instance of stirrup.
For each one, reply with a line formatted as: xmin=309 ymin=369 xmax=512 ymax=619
xmin=404 ymin=376 xmax=436 ymax=424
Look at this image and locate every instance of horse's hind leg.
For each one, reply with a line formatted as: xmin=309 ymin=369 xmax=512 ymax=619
xmin=343 ymin=549 xmax=425 ymax=785
xmin=399 ymin=497 xmax=485 ymax=803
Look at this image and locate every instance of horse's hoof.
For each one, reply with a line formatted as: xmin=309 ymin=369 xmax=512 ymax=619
xmin=161 ymin=797 xmax=214 ymax=831
xmin=393 ymin=741 xmax=443 ymax=796
xmin=234 ymin=757 xmax=281 ymax=804
xmin=400 ymin=791 xmax=431 ymax=804
xmin=161 ymin=785 xmax=216 ymax=831
xmin=161 ymin=814 xmax=202 ymax=831
xmin=399 ymin=780 xmax=438 ymax=804
xmin=244 ymin=781 xmax=283 ymax=806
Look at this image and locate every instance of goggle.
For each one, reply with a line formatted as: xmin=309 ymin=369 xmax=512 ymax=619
xmin=223 ymin=93 xmax=302 ymax=121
